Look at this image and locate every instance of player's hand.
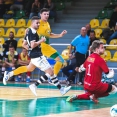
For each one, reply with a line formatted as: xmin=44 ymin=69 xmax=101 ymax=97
xmin=40 ymin=36 xmax=46 ymax=42
xmin=60 ymin=30 xmax=67 ymax=37
xmin=106 ymin=69 xmax=114 ymax=78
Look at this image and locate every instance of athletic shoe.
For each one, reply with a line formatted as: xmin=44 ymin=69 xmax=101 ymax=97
xmin=90 ymin=94 xmax=99 ymax=104
xmin=60 ymin=86 xmax=71 ymax=95
xmin=29 ymin=84 xmax=37 ymax=96
xmin=26 ymin=78 xmax=31 ymax=83
xmin=66 ymin=94 xmax=77 ymax=102
xmin=3 ymin=71 xmax=9 ymax=85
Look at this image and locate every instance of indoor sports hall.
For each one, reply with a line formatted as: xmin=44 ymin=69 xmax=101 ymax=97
xmin=0 ymin=0 xmax=117 ymax=117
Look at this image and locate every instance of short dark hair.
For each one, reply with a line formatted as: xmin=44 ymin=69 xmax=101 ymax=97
xmin=9 ymin=45 xmax=14 ymax=48
xmin=91 ymin=40 xmax=104 ymax=52
xmin=31 ymin=16 xmax=40 ymax=21
xmin=40 ymin=8 xmax=50 ymax=14
xmin=10 ymin=31 xmax=14 ymax=34
xmin=90 ymin=30 xmax=95 ymax=34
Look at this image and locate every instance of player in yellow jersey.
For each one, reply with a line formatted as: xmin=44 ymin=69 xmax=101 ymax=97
xmin=37 ymin=8 xmax=67 ymax=77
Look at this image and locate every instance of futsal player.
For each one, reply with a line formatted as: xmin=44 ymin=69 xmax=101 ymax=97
xmin=3 ymin=16 xmax=71 ymax=96
xmin=37 ymin=8 xmax=67 ymax=77
xmin=66 ymin=40 xmax=116 ymax=103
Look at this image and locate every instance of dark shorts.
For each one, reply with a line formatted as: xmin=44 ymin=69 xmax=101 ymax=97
xmin=75 ymin=52 xmax=86 ymax=67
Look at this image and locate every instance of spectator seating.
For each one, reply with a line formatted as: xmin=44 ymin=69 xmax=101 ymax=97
xmin=0 ymin=19 xmax=5 ymax=27
xmin=106 ymin=39 xmax=117 ymax=50
xmin=107 ymin=9 xmax=114 ymax=18
xmin=14 ymin=19 xmax=26 ymax=28
xmin=61 ymin=49 xmax=69 ymax=60
xmin=3 ymin=28 xmax=16 ymax=37
xmin=47 ymin=58 xmax=56 ymax=69
xmin=3 ymin=19 xmax=15 ymax=28
xmin=0 ymin=37 xmax=5 ymax=45
xmin=104 ymin=1 xmax=116 ymax=10
xmin=15 ymin=28 xmax=26 ymax=38
xmin=101 ymin=50 xmax=112 ymax=61
xmin=90 ymin=19 xmax=100 ymax=28
xmin=13 ymin=10 xmax=26 ymax=19
xmin=110 ymin=51 xmax=117 ymax=62
xmin=100 ymin=38 xmax=107 ymax=44
xmin=0 ymin=28 xmax=5 ymax=37
xmin=94 ymin=28 xmax=102 ymax=38
xmin=56 ymin=1 xmax=65 ymax=11
xmin=17 ymin=38 xmax=24 ymax=47
xmin=24 ymin=20 xmax=31 ymax=28
xmin=98 ymin=19 xmax=110 ymax=28
xmin=95 ymin=9 xmax=108 ymax=19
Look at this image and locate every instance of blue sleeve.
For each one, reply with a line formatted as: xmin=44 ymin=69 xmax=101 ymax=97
xmin=71 ymin=36 xmax=79 ymax=46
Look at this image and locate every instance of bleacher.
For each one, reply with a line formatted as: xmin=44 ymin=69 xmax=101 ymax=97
xmin=0 ymin=0 xmax=117 ymax=83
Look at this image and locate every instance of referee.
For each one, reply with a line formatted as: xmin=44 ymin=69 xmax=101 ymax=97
xmin=67 ymin=27 xmax=90 ymax=86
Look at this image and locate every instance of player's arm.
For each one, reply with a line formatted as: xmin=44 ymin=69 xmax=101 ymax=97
xmin=104 ymin=69 xmax=114 ymax=78
xmin=22 ymin=40 xmax=29 ymax=50
xmin=100 ymin=59 xmax=114 ymax=78
xmin=30 ymin=36 xmax=46 ymax=49
xmin=50 ymin=30 xmax=67 ymax=38
xmin=4 ymin=52 xmax=10 ymax=65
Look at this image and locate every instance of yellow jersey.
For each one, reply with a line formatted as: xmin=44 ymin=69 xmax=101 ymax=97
xmin=37 ymin=20 xmax=51 ymax=44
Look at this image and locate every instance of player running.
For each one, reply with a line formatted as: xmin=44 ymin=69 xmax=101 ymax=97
xmin=37 ymin=8 xmax=67 ymax=77
xmin=3 ymin=16 xmax=71 ymax=96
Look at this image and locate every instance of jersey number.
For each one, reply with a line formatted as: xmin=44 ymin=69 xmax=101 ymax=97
xmin=87 ymin=64 xmax=91 ymax=76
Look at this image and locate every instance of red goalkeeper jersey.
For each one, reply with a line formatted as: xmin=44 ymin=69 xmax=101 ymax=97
xmin=83 ymin=53 xmax=109 ymax=84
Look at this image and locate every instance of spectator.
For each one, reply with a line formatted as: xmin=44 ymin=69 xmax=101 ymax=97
xmin=67 ymin=27 xmax=90 ymax=86
xmin=100 ymin=27 xmax=114 ymax=42
xmin=4 ymin=0 xmax=14 ymax=11
xmin=44 ymin=0 xmax=57 ymax=21
xmin=86 ymin=30 xmax=99 ymax=56
xmin=85 ymin=24 xmax=91 ymax=36
xmin=89 ymin=30 xmax=99 ymax=46
xmin=62 ymin=48 xmax=76 ymax=84
xmin=109 ymin=5 xmax=117 ymax=29
xmin=10 ymin=0 xmax=23 ymax=11
xmin=3 ymin=31 xmax=17 ymax=55
xmin=16 ymin=48 xmax=31 ymax=82
xmin=107 ymin=25 xmax=117 ymax=44
xmin=0 ymin=0 xmax=6 ymax=18
xmin=29 ymin=0 xmax=41 ymax=19
xmin=2 ymin=45 xmax=18 ymax=81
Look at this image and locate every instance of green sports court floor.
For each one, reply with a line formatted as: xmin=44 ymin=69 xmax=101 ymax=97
xmin=0 ymin=82 xmax=116 ymax=117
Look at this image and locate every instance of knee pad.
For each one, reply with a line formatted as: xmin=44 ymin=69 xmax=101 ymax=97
xmin=58 ymin=55 xmax=64 ymax=63
xmin=109 ymin=85 xmax=117 ymax=94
